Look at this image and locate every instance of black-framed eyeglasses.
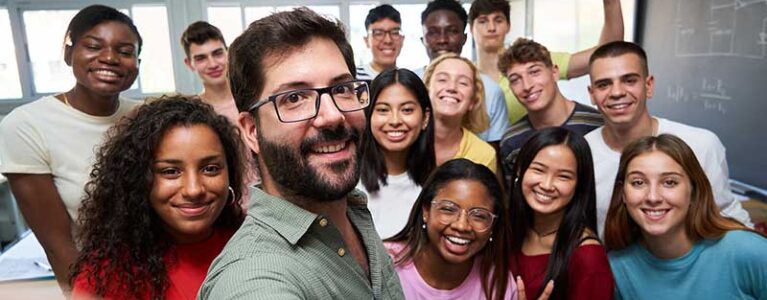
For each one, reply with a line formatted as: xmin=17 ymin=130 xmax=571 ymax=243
xmin=368 ymin=28 xmax=403 ymax=41
xmin=430 ymin=200 xmax=497 ymax=232
xmin=248 ymin=80 xmax=370 ymax=123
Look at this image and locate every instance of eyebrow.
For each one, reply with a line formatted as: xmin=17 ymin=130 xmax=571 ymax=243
xmin=153 ymin=155 xmax=224 ymax=165
xmin=82 ymin=35 xmax=136 ymax=47
xmin=271 ymin=73 xmax=354 ymax=94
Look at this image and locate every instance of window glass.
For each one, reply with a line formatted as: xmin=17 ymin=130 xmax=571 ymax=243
xmin=349 ymin=4 xmax=377 ymax=67
xmin=23 ymin=10 xmax=77 ymax=94
xmin=208 ymin=6 xmax=243 ymax=46
xmin=132 ymin=5 xmax=175 ymax=93
xmin=0 ymin=8 xmax=22 ymax=99
xmin=244 ymin=5 xmax=340 ymax=25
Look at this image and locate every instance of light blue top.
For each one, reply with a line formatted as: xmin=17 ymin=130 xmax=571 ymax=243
xmin=609 ymin=230 xmax=767 ymax=300
xmin=414 ymin=66 xmax=509 ymax=143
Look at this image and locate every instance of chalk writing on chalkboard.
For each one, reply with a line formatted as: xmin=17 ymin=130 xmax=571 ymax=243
xmin=666 ymin=78 xmax=731 ymax=114
xmin=674 ymin=0 xmax=767 ymax=59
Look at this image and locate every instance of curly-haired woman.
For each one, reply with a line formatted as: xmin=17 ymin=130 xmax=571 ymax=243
xmin=70 ymin=96 xmax=246 ymax=299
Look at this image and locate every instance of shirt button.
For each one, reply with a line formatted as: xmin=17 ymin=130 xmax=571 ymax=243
xmin=319 ymin=218 xmax=328 ymax=227
xmin=337 ymin=248 xmax=346 ymax=257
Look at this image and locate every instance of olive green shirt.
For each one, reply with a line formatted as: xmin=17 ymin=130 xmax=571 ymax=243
xmin=198 ymin=187 xmax=404 ymax=300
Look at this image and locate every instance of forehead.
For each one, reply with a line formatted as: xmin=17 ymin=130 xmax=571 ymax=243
xmin=156 ymin=124 xmax=223 ymax=156
xmin=260 ymin=37 xmax=350 ymax=97
xmin=425 ymin=9 xmax=464 ymax=27
xmin=628 ymin=151 xmax=684 ymax=174
xmin=434 ymin=58 xmax=473 ymax=77
xmin=78 ymin=20 xmax=138 ymax=43
xmin=475 ymin=11 xmax=507 ymax=20
xmin=507 ymin=61 xmax=547 ymax=73
xmin=369 ymin=18 xmax=400 ymax=29
xmin=376 ymin=84 xmax=418 ymax=105
xmin=189 ymin=39 xmax=226 ymax=55
xmin=591 ymin=53 xmax=645 ymax=78
xmin=434 ymin=179 xmax=494 ymax=210
xmin=531 ymin=144 xmax=577 ymax=171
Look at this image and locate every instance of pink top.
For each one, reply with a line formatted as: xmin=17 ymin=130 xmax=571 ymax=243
xmin=385 ymin=242 xmax=517 ymax=300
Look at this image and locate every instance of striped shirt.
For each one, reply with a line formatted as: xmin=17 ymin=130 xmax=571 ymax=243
xmin=499 ymin=101 xmax=603 ymax=185
xmin=356 ymin=63 xmax=379 ymax=83
xmin=198 ymin=187 xmax=405 ymax=300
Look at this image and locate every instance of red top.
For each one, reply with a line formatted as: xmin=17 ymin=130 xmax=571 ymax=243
xmin=72 ymin=228 xmax=234 ymax=300
xmin=509 ymin=244 xmax=614 ymax=300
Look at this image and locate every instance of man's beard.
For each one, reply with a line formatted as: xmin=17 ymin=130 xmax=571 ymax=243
xmin=258 ymin=125 xmax=361 ymax=202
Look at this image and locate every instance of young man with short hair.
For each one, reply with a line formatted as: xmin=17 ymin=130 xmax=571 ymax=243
xmin=497 ymin=38 xmax=603 ymax=185
xmin=358 ymin=4 xmax=403 ymax=82
xmin=417 ymin=0 xmax=510 ymax=147
xmin=469 ymin=0 xmax=624 ymax=123
xmin=585 ymin=41 xmax=752 ymax=235
xmin=198 ymin=8 xmax=404 ymax=299
xmin=180 ymin=21 xmax=237 ymax=123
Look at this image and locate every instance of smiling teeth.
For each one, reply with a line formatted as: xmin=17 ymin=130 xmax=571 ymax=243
xmin=535 ymin=191 xmax=553 ymax=201
xmin=644 ymin=209 xmax=667 ymax=217
xmin=446 ymin=236 xmax=470 ymax=245
xmin=315 ymin=143 xmax=344 ymax=153
xmin=440 ymin=96 xmax=459 ymax=103
xmin=387 ymin=131 xmax=404 ymax=137
xmin=608 ymin=103 xmax=629 ymax=109
xmin=94 ymin=70 xmax=118 ymax=77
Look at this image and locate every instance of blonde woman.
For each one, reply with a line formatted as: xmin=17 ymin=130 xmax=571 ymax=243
xmin=424 ymin=53 xmax=497 ymax=173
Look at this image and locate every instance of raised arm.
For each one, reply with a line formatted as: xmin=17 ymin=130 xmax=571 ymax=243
xmin=566 ymin=0 xmax=624 ymax=79
xmin=7 ymin=174 xmax=79 ymax=293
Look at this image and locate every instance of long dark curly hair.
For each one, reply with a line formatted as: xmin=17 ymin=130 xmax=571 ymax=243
xmin=70 ymin=95 xmax=246 ymax=299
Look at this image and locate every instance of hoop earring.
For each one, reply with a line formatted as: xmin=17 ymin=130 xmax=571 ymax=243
xmin=228 ymin=186 xmax=236 ymax=205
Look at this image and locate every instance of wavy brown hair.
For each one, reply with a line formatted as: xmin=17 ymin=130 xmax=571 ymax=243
xmin=424 ymin=53 xmax=490 ymax=134
xmin=604 ymin=134 xmax=761 ymax=251
xmin=70 ymin=95 xmax=246 ymax=299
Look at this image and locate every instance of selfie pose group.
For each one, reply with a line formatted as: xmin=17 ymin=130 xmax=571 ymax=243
xmin=0 ymin=1 xmax=764 ymax=300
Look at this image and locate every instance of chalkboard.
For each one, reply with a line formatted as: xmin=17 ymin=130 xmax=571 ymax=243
xmin=638 ymin=0 xmax=767 ymax=191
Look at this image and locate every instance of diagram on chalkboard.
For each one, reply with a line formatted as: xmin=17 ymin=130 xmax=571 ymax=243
xmin=674 ymin=0 xmax=767 ymax=59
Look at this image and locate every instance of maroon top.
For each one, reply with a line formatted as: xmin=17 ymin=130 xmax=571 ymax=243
xmin=509 ymin=244 xmax=614 ymax=300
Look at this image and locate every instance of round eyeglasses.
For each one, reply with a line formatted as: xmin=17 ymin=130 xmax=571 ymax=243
xmin=430 ymin=200 xmax=497 ymax=232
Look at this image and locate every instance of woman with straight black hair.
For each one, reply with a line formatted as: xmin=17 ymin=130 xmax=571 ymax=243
xmin=385 ymin=158 xmax=515 ymax=300
xmin=508 ymin=127 xmax=613 ymax=300
xmin=358 ymin=68 xmax=436 ymax=238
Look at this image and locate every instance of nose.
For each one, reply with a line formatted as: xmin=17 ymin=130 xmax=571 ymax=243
xmin=646 ymin=183 xmax=663 ymax=205
xmin=610 ymin=82 xmax=627 ymax=99
xmin=487 ymin=21 xmax=496 ymax=32
xmin=182 ymin=172 xmax=205 ymax=199
xmin=389 ymin=110 xmax=402 ymax=126
xmin=539 ymin=174 xmax=555 ymax=191
xmin=521 ymin=76 xmax=532 ymax=93
xmin=450 ymin=209 xmax=472 ymax=232
xmin=435 ymin=30 xmax=449 ymax=45
xmin=312 ymin=93 xmax=346 ymax=128
xmin=98 ymin=48 xmax=119 ymax=65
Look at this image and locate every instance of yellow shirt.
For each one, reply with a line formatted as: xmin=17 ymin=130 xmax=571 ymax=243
xmin=499 ymin=52 xmax=572 ymax=123
xmin=453 ymin=128 xmax=497 ymax=174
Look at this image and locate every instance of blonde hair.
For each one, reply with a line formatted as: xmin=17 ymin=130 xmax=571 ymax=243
xmin=423 ymin=53 xmax=490 ymax=134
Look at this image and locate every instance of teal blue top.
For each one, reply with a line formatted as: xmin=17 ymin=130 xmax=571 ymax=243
xmin=609 ymin=230 xmax=767 ymax=300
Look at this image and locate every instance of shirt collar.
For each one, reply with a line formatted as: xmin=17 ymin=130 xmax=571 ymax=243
xmin=248 ymin=187 xmax=369 ymax=245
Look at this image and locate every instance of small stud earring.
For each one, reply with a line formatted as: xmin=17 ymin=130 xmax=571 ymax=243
xmin=489 ymin=236 xmax=493 ymax=242
xmin=422 ymin=224 xmax=426 ymax=230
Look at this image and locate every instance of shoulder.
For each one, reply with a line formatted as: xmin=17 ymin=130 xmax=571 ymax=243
xmin=584 ymin=127 xmax=608 ymax=151
xmin=657 ymin=118 xmax=723 ymax=150
xmin=501 ymin=118 xmax=533 ymax=146
xmin=463 ymin=129 xmax=495 ymax=154
xmin=201 ymin=253 xmax=306 ymax=299
xmin=715 ymin=230 xmax=767 ymax=254
xmin=1 ymin=96 xmax=58 ymax=125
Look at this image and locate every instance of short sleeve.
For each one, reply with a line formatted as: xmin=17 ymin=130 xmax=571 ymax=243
xmin=551 ymin=52 xmax=572 ymax=80
xmin=478 ymin=78 xmax=511 ymax=143
xmin=0 ymin=109 xmax=52 ymax=174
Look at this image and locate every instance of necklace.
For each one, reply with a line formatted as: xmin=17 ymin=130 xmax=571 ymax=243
xmin=61 ymin=92 xmax=71 ymax=107
xmin=532 ymin=227 xmax=558 ymax=238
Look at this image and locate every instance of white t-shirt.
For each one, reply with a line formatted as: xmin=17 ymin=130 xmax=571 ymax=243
xmin=585 ymin=117 xmax=752 ymax=235
xmin=356 ymin=172 xmax=422 ymax=239
xmin=0 ymin=95 xmax=140 ymax=222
